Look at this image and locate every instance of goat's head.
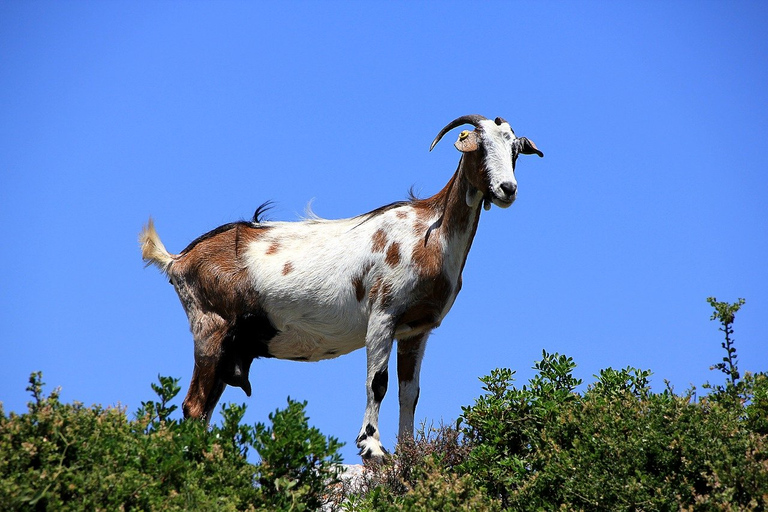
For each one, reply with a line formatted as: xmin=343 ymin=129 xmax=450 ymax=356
xmin=430 ymin=114 xmax=543 ymax=210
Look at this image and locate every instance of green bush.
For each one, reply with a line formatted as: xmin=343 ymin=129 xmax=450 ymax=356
xmin=345 ymin=297 xmax=767 ymax=510
xmin=454 ymin=297 xmax=768 ymax=510
xmin=0 ymin=373 xmax=342 ymax=511
xmin=1 ymin=297 xmax=765 ymax=511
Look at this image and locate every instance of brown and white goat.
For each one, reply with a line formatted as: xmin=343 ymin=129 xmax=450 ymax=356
xmin=139 ymin=114 xmax=542 ymax=459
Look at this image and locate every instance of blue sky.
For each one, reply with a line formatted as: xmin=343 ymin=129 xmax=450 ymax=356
xmin=1 ymin=2 xmax=766 ymax=462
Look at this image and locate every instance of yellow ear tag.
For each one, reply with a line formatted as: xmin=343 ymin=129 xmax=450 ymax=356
xmin=459 ymin=130 xmax=470 ymax=140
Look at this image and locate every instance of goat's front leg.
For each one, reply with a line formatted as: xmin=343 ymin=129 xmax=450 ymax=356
xmin=397 ymin=332 xmax=429 ymax=443
xmin=356 ymin=314 xmax=395 ymax=460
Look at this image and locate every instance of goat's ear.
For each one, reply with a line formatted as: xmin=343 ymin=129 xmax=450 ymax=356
xmin=518 ymin=137 xmax=544 ymax=157
xmin=454 ymin=130 xmax=480 ymax=152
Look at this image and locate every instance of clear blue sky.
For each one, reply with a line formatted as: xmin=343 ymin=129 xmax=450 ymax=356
xmin=2 ymin=2 xmax=766 ymax=462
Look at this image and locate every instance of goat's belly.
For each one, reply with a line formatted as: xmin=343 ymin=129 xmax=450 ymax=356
xmin=266 ymin=328 xmax=366 ymax=362
xmin=258 ymin=289 xmax=369 ymax=361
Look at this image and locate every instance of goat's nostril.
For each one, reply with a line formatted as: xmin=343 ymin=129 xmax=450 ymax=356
xmin=500 ymin=182 xmax=517 ymax=198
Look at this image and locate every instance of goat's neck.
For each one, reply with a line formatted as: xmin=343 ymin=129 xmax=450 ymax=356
xmin=415 ymin=155 xmax=483 ymax=275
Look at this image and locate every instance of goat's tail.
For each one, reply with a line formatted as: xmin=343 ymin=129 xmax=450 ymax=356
xmin=139 ymin=217 xmax=175 ymax=275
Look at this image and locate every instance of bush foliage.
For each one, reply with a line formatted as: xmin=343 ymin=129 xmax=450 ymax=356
xmin=338 ymin=297 xmax=768 ymax=511
xmin=1 ymin=297 xmax=766 ymax=510
xmin=0 ymin=374 xmax=342 ymax=511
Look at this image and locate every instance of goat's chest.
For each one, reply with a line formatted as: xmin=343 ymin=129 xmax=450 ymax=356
xmin=393 ymin=245 xmax=465 ymax=338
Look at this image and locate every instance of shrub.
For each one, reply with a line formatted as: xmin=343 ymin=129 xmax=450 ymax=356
xmin=0 ymin=373 xmax=342 ymax=511
xmin=348 ymin=297 xmax=767 ymax=510
xmin=254 ymin=398 xmax=343 ymax=511
xmin=2 ymin=296 xmax=765 ymax=510
xmin=454 ymin=297 xmax=768 ymax=510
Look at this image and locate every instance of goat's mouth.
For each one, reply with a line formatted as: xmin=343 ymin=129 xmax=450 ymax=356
xmin=487 ymin=193 xmax=515 ymax=210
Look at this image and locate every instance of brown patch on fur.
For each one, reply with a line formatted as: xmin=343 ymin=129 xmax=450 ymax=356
xmin=379 ymin=280 xmax=394 ymax=308
xmin=369 ymin=276 xmax=394 ymax=309
xmin=385 ymin=242 xmax=401 ymax=267
xmin=265 ymin=240 xmax=281 ymax=255
xmin=396 ymin=273 xmax=452 ymax=333
xmin=396 ymin=211 xmax=408 ymax=219
xmin=397 ymin=333 xmax=426 ymax=383
xmin=371 ymin=229 xmax=388 ymax=253
xmin=354 ymin=278 xmax=366 ymax=302
xmin=409 ymin=193 xmax=447 ymax=278
xmin=411 ymin=229 xmax=443 ymax=278
xmin=282 ymin=261 xmax=294 ymax=275
xmin=413 ymin=219 xmax=428 ymax=236
xmin=173 ymin=223 xmax=265 ymax=317
xmin=352 ymin=263 xmax=373 ymax=302
xmin=369 ymin=276 xmax=381 ymax=303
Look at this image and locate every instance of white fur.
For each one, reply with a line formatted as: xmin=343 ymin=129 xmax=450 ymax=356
xmin=479 ymin=118 xmax=518 ymax=208
xmin=244 ymin=213 xmax=424 ymax=360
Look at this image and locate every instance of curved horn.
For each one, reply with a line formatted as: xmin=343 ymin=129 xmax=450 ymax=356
xmin=429 ymin=114 xmax=488 ymax=151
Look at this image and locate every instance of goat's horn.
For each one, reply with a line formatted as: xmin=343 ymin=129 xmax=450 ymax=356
xmin=430 ymin=114 xmax=487 ymax=151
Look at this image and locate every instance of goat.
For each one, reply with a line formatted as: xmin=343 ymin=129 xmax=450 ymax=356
xmin=139 ymin=114 xmax=542 ymax=459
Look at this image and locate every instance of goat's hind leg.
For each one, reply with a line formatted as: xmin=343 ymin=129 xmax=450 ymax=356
xmin=396 ymin=332 xmax=428 ymax=444
xmin=182 ymin=313 xmax=229 ymax=423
